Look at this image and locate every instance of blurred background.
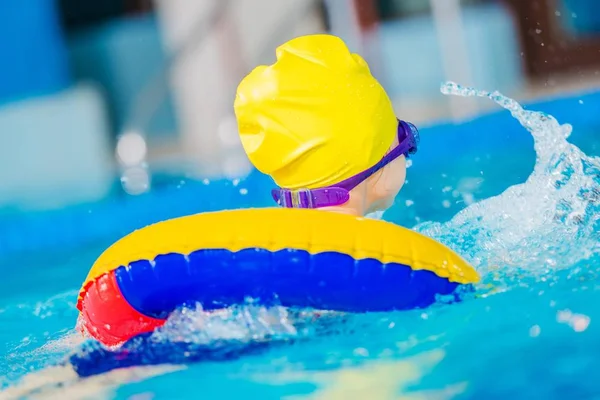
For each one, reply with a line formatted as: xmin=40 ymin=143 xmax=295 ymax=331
xmin=2 ymin=0 xmax=600 ymax=256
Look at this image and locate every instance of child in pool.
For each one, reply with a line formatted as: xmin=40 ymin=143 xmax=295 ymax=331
xmin=3 ymin=36 xmax=419 ymax=395
xmin=234 ymin=34 xmax=418 ymax=217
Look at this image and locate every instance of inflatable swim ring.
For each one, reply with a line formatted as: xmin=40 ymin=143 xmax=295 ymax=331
xmin=77 ymin=208 xmax=479 ymax=346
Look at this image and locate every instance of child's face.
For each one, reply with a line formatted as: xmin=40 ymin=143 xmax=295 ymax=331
xmin=374 ymin=155 xmax=407 ymax=212
xmin=366 ymin=134 xmax=408 ymax=214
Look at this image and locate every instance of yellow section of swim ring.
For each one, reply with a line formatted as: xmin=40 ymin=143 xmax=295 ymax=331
xmin=82 ymin=208 xmax=479 ymax=293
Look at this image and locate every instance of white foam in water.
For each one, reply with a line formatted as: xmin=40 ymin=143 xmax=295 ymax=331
xmin=150 ymin=303 xmax=298 ymax=344
xmin=0 ymin=304 xmax=302 ymax=397
xmin=415 ymin=82 xmax=600 ymax=282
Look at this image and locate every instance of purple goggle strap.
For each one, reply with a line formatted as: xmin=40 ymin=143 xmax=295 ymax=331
xmin=272 ymin=120 xmax=419 ymax=209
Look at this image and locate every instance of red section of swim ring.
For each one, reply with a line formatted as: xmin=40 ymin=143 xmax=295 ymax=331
xmin=78 ymin=272 xmax=166 ymax=347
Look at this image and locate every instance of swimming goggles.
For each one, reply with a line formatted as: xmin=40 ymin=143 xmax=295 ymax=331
xmin=272 ymin=119 xmax=419 ymax=209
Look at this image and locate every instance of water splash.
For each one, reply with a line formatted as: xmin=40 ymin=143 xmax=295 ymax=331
xmin=416 ymin=82 xmax=600 ymax=284
xmin=150 ymin=303 xmax=298 ymax=344
xmin=67 ymin=304 xmax=346 ymax=378
xmin=65 ymin=82 xmax=600 ymax=375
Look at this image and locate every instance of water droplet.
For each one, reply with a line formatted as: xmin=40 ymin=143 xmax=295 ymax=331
xmin=529 ymin=325 xmax=541 ymax=337
xmin=572 ymin=315 xmax=590 ymax=332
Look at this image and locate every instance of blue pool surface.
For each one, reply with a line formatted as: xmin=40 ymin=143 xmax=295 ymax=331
xmin=2 ymin=88 xmax=600 ymax=398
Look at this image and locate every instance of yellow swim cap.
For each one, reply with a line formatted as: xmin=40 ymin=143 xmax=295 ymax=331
xmin=234 ymin=34 xmax=397 ymax=189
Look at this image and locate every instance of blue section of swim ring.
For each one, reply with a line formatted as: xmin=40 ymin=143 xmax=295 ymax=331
xmin=114 ymin=248 xmax=461 ymax=318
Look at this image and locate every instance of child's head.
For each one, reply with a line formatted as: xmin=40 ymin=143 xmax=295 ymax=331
xmin=234 ymin=34 xmax=417 ymax=216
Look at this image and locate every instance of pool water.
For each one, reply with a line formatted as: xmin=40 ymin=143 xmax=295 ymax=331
xmin=2 ymin=84 xmax=600 ymax=399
